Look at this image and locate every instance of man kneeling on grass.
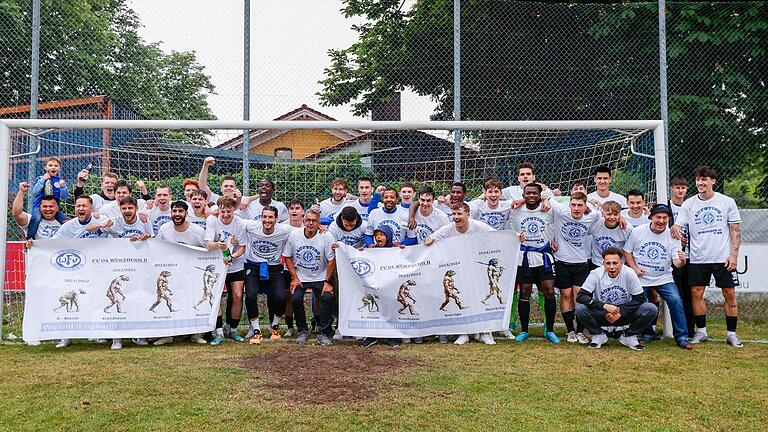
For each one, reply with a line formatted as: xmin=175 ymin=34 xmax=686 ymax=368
xmin=575 ymin=247 xmax=657 ymax=350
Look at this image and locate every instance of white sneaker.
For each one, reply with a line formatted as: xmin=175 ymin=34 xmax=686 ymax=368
xmin=479 ymin=333 xmax=496 ymax=345
xmin=26 ymin=340 xmax=41 ymax=347
xmin=454 ymin=334 xmax=470 ymax=345
xmin=576 ymin=332 xmax=590 ymax=344
xmin=726 ymin=334 xmax=743 ymax=348
xmin=245 ymin=325 xmax=257 ymax=340
xmin=153 ymin=337 xmax=173 ymax=346
xmin=284 ymin=328 xmax=296 ymax=338
xmin=501 ymin=329 xmax=514 ymax=339
xmin=438 ymin=335 xmax=449 ymax=344
xmin=55 ymin=338 xmax=71 ymax=348
xmin=90 ymin=338 xmax=108 ymax=344
xmin=132 ymin=338 xmax=149 ymax=346
xmin=566 ymin=331 xmax=578 ymax=343
xmin=690 ymin=331 xmax=709 ymax=344
xmin=588 ymin=333 xmax=608 ymax=349
xmin=190 ymin=334 xmax=207 ymax=345
xmin=619 ymin=334 xmax=645 ymax=351
xmin=111 ymin=339 xmax=123 ymax=350
xmin=332 ymin=329 xmax=344 ymax=341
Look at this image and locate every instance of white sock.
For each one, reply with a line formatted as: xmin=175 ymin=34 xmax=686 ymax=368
xmin=271 ymin=315 xmax=282 ymax=327
xmin=727 ymin=330 xmax=736 ymax=337
xmin=699 ymin=327 xmax=707 ymax=335
xmin=250 ymin=319 xmax=260 ymax=332
xmin=216 ymin=328 xmax=224 ymax=337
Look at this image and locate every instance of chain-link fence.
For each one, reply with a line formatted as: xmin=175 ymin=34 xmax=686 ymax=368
xmin=1 ymin=0 xmax=766 ymax=338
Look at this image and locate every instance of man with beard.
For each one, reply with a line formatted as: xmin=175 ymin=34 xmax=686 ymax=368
xmin=245 ymin=179 xmax=288 ymax=222
xmin=146 ymin=185 xmax=173 ymax=235
xmin=154 ymin=200 xmax=207 ymax=346
xmin=283 ymin=209 xmax=337 ymax=346
xmin=365 ymin=187 xmax=416 ymax=246
xmin=320 ymin=178 xmax=353 ymax=226
xmin=242 ymin=206 xmax=294 ymax=343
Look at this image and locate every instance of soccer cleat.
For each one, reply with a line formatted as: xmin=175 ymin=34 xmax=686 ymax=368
xmin=209 ymin=336 xmax=226 ymax=346
xmin=228 ymin=329 xmax=245 ymax=343
xmin=132 ymin=338 xmax=149 ymax=346
xmin=545 ymin=331 xmax=561 ymax=344
xmin=153 ymin=337 xmax=173 ymax=346
xmin=438 ymin=335 xmax=449 ymax=344
xmin=111 ymin=339 xmax=123 ymax=350
xmin=726 ymin=334 xmax=743 ymax=348
xmin=588 ymin=333 xmax=608 ymax=349
xmin=566 ymin=331 xmax=578 ymax=343
xmin=413 ymin=337 xmax=424 ymax=344
xmin=190 ymin=334 xmax=207 ymax=345
xmin=316 ymin=333 xmax=333 ymax=346
xmin=55 ymin=338 xmax=71 ymax=348
xmin=245 ymin=325 xmax=258 ymax=340
xmin=619 ymin=334 xmax=645 ymax=351
xmin=270 ymin=328 xmax=282 ymax=341
xmin=296 ymin=330 xmax=310 ymax=344
xmin=249 ymin=332 xmax=263 ymax=345
xmin=479 ymin=333 xmax=496 ymax=345
xmin=501 ymin=329 xmax=514 ymax=339
xmin=332 ymin=329 xmax=344 ymax=341
xmin=676 ymin=339 xmax=693 ymax=350
xmin=454 ymin=334 xmax=470 ymax=345
xmin=576 ymin=332 xmax=590 ymax=344
xmin=514 ymin=331 xmax=529 ymax=342
xmin=284 ymin=328 xmax=296 ymax=338
xmin=360 ymin=337 xmax=378 ymax=348
xmin=690 ymin=332 xmax=709 ymax=344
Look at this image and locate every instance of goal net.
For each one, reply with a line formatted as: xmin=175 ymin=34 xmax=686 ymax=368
xmin=0 ymin=119 xmax=666 ymax=340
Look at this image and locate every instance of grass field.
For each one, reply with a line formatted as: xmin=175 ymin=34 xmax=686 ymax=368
xmin=1 ymin=319 xmax=766 ymax=432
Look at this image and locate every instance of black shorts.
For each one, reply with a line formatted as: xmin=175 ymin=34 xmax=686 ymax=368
xmin=225 ymin=269 xmax=245 ymax=285
xmin=688 ymin=263 xmax=739 ymax=288
xmin=588 ymin=260 xmax=599 ymax=271
xmin=554 ymin=261 xmax=590 ymax=289
xmin=517 ymin=265 xmax=554 ymax=285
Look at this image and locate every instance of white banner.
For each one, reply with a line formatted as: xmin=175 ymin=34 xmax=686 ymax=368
xmin=337 ymin=231 xmax=520 ymax=338
xmin=706 ymin=244 xmax=768 ymax=293
xmin=23 ymin=239 xmax=227 ymax=341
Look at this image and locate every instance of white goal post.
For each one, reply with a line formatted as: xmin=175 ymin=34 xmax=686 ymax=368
xmin=0 ymin=119 xmax=667 ymax=340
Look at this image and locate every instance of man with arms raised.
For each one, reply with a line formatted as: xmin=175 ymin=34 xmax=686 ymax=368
xmin=198 ymin=157 xmax=244 ymax=207
xmin=154 ymin=200 xmax=207 ymax=346
xmin=624 ymin=204 xmax=691 ymax=350
xmin=283 ymin=209 xmax=337 ymax=346
xmin=576 ymin=248 xmax=657 ymax=350
xmin=509 ymin=183 xmax=559 ymax=343
xmin=672 ymin=166 xmax=743 ymax=347
xmin=425 ymin=203 xmax=496 ymax=345
xmin=98 ymin=180 xmax=149 ymax=220
xmin=74 ymin=170 xmax=127 ymax=211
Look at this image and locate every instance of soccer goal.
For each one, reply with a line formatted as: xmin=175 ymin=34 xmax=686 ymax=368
xmin=0 ymin=119 xmax=667 ymax=340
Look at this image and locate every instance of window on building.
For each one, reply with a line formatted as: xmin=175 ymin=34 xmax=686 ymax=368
xmin=274 ymin=147 xmax=292 ymax=159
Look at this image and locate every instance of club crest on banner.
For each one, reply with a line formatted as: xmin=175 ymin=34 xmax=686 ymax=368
xmin=51 ymin=249 xmax=86 ymax=271
xmin=350 ymin=257 xmax=375 ymax=279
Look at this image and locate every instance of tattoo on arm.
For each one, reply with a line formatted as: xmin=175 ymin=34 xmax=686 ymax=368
xmin=729 ymin=223 xmax=740 ymax=254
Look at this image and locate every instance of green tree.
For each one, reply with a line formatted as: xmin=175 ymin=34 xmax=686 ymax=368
xmin=0 ymin=0 xmax=215 ymax=122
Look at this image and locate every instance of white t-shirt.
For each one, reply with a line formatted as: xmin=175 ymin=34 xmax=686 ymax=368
xmin=674 ymin=193 xmax=740 ymax=263
xmin=207 ymin=191 xmax=221 ymax=205
xmin=155 ymin=222 xmax=205 ymax=247
xmin=549 ymin=198 xmax=600 ymax=263
xmin=510 ymin=204 xmax=554 ymax=267
xmin=435 ymin=201 xmax=455 ymax=217
xmin=501 ymin=185 xmax=554 ymax=201
xmin=243 ymin=221 xmax=292 ymax=266
xmin=20 ymin=212 xmax=61 ymax=239
xmin=620 ymin=209 xmax=648 ymax=228
xmin=204 ymin=215 xmax=249 ymax=273
xmin=283 ymin=229 xmax=335 ymax=283
xmin=147 ymin=206 xmax=172 ymax=235
xmin=365 ymin=206 xmax=411 ymax=243
xmin=469 ymin=199 xmax=512 ymax=230
xmin=589 ymin=221 xmax=633 ymax=265
xmin=186 ymin=210 xmax=209 ymax=229
xmin=430 ymin=219 xmax=494 ymax=241
xmin=328 ymin=217 xmax=368 ymax=248
xmin=319 ymin=198 xmax=354 ymax=224
xmin=349 ymin=198 xmax=381 ymax=221
xmin=99 ymin=199 xmax=148 ymax=220
xmin=670 ymin=201 xmax=689 ymax=259
xmin=587 ymin=191 xmax=628 ymax=209
xmin=623 ymin=224 xmax=681 ymax=286
xmin=581 ymin=266 xmax=644 ymax=306
xmin=53 ymin=215 xmax=110 ymax=239
xmin=103 ymin=217 xmax=154 ymax=239
xmin=90 ymin=193 xmax=113 ymax=212
xmin=408 ymin=207 xmax=451 ymax=244
xmin=246 ymin=199 xmax=288 ymax=223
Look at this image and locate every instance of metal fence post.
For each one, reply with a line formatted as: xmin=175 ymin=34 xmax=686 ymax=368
xmin=242 ymin=0 xmax=251 ymax=196
xmin=27 ymin=0 xmax=41 ymax=212
xmin=453 ymin=0 xmax=461 ymax=182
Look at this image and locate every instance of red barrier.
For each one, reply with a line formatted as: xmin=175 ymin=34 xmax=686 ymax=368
xmin=4 ymin=241 xmax=25 ymax=291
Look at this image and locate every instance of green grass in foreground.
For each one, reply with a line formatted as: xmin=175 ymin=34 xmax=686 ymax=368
xmin=1 ymin=320 xmax=766 ymax=432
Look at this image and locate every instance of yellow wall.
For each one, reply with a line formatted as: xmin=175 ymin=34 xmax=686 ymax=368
xmin=250 ymin=129 xmax=342 ymax=159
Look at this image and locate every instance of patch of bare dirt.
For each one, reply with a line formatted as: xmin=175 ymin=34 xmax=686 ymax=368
xmin=242 ymin=344 xmax=430 ymax=405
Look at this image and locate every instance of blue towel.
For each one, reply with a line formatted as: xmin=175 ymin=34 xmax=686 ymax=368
xmin=520 ymin=242 xmax=554 ymax=271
